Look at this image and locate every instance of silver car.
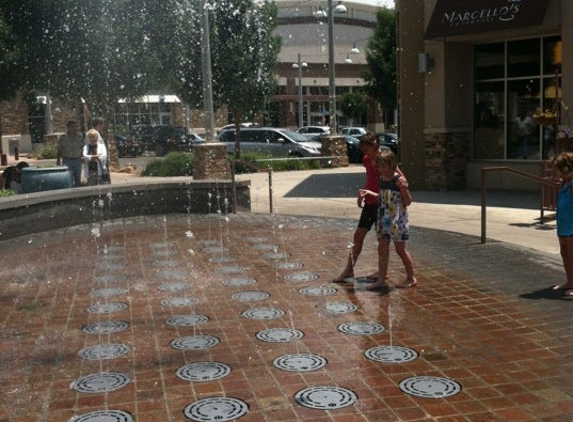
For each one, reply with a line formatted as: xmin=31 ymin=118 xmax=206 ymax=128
xmin=217 ymin=127 xmax=322 ymax=157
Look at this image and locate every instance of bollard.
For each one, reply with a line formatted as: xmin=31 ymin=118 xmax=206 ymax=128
xmin=14 ymin=147 xmax=19 ymax=161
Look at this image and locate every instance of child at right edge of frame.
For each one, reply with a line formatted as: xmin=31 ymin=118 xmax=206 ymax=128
xmin=551 ymin=151 xmax=573 ymax=298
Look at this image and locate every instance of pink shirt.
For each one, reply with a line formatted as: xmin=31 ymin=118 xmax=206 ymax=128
xmin=363 ymin=154 xmax=381 ymax=205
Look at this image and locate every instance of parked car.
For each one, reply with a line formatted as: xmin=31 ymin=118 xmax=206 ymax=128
xmin=296 ymin=125 xmax=330 ymax=140
xmin=150 ymin=125 xmax=195 ymax=156
xmin=115 ymin=133 xmax=140 ymax=158
xmin=217 ymin=127 xmax=322 ymax=157
xmin=218 ymin=122 xmax=260 ymax=134
xmin=340 ymin=126 xmax=368 ymax=137
xmin=312 ymin=133 xmax=389 ymax=163
xmin=374 ymin=132 xmax=399 ymax=154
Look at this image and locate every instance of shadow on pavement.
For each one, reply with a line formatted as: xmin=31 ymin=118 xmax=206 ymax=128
xmin=520 ymin=286 xmax=573 ymax=301
xmin=284 ymin=173 xmax=541 ymax=210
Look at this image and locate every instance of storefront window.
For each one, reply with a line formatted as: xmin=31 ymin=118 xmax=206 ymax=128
xmin=474 ymin=36 xmax=560 ymax=161
xmin=508 ymin=39 xmax=540 ymax=78
xmin=474 ymin=43 xmax=504 ymax=80
xmin=474 ymin=82 xmax=504 ymax=159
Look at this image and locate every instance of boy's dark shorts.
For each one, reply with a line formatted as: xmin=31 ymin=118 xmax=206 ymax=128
xmin=358 ymin=204 xmax=378 ymax=230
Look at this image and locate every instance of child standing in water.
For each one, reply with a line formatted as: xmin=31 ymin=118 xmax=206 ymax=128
xmin=551 ymin=152 xmax=573 ymax=297
xmin=360 ymin=149 xmax=416 ymax=290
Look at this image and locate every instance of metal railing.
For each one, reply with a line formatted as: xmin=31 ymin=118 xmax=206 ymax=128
xmin=480 ymin=166 xmax=559 ymax=243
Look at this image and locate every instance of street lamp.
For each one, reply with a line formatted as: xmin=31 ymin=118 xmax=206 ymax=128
xmin=292 ymin=53 xmax=308 ymax=128
xmin=326 ymin=0 xmax=347 ymax=134
xmin=201 ymin=0 xmax=215 ymax=142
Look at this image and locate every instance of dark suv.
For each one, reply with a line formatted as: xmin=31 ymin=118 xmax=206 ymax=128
xmin=134 ymin=125 xmax=190 ymax=156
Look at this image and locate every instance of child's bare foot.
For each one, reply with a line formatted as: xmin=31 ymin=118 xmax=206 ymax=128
xmin=365 ymin=281 xmax=388 ymax=290
xmin=395 ymin=277 xmax=417 ymax=288
xmin=552 ymin=283 xmax=573 ymax=291
xmin=364 ymin=272 xmax=389 ymax=280
xmin=331 ymin=271 xmax=354 ymax=284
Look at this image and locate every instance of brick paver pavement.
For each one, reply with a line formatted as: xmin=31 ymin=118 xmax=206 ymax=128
xmin=1 ymin=213 xmax=572 ymax=422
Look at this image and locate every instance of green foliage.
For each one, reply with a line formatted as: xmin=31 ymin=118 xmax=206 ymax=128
xmin=38 ymin=142 xmax=58 ymax=159
xmin=363 ymin=7 xmax=397 ymax=110
xmin=234 ymin=153 xmax=321 ymax=173
xmin=141 ymin=152 xmax=195 ymax=177
xmin=0 ymin=188 xmax=15 ymax=197
xmin=339 ymin=92 xmax=368 ymax=125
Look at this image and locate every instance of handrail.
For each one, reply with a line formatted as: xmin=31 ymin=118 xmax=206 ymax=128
xmin=480 ymin=166 xmax=558 ymax=243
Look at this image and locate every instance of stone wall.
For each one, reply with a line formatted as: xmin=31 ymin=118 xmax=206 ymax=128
xmin=0 ymin=179 xmax=250 ymax=240
xmin=424 ymin=131 xmax=470 ymax=190
xmin=320 ymin=135 xmax=349 ymax=167
xmin=193 ymin=143 xmax=232 ymax=180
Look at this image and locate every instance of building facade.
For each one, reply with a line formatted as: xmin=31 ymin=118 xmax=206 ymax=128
xmin=397 ymin=0 xmax=565 ymax=191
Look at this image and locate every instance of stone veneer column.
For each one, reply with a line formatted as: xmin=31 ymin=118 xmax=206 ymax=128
xmin=193 ymin=143 xmax=232 ymax=180
xmin=320 ymin=135 xmax=349 ymax=167
xmin=424 ymin=130 xmax=470 ymax=190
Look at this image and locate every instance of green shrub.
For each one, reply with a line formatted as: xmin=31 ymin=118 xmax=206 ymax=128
xmin=38 ymin=142 xmax=58 ymax=159
xmin=233 ymin=153 xmax=322 ymax=173
xmin=0 ymin=189 xmax=15 ymax=197
xmin=141 ymin=152 xmax=195 ymax=177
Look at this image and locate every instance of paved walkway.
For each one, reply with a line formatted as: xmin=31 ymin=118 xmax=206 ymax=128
xmin=1 ymin=158 xmax=572 ymax=422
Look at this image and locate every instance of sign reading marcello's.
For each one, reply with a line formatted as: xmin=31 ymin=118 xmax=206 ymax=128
xmin=424 ymin=0 xmax=550 ymax=39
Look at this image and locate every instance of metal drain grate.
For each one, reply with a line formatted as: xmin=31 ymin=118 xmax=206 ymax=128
xmin=202 ymin=246 xmax=229 ymax=254
xmin=399 ymin=376 xmax=462 ymax=398
xmin=87 ymin=302 xmax=128 ymax=314
xmin=149 ymin=242 xmax=176 ymax=249
xmin=78 ymin=343 xmax=131 ymax=360
xmin=222 ymin=277 xmax=257 ymax=286
xmin=273 ymin=353 xmax=327 ymax=372
xmin=166 ymin=314 xmax=209 ymax=327
xmin=245 ymin=236 xmax=269 ymax=243
xmin=161 ymin=297 xmax=200 ymax=307
xmin=95 ymin=263 xmax=125 ymax=271
xmin=93 ymin=274 xmax=126 ymax=283
xmin=91 ymin=287 xmax=128 ymax=298
xmin=209 ymin=256 xmax=236 ymax=263
xmin=170 ymin=335 xmax=220 ymax=350
xmin=298 ymin=286 xmax=337 ymax=296
xmin=151 ymin=249 xmax=177 ymax=257
xmin=251 ymin=244 xmax=278 ymax=251
xmin=82 ymin=321 xmax=129 ymax=334
xmin=273 ymin=262 xmax=303 ymax=270
xmin=183 ymin=397 xmax=249 ymax=422
xmin=284 ymin=272 xmax=319 ymax=282
xmin=70 ymin=372 xmax=131 ymax=393
xmin=294 ymin=386 xmax=357 ymax=409
xmin=157 ymin=283 xmax=192 ymax=292
xmin=261 ymin=252 xmax=291 ymax=260
xmin=256 ymin=328 xmax=304 ymax=343
xmin=153 ymin=260 xmax=179 ymax=267
xmin=176 ymin=362 xmax=231 ymax=382
xmin=241 ymin=307 xmax=285 ymax=320
xmin=67 ymin=409 xmax=133 ymax=422
xmin=214 ymin=266 xmax=245 ymax=274
xmin=337 ymin=322 xmax=385 ymax=335
xmin=324 ymin=302 xmax=359 ymax=314
xmin=365 ymin=346 xmax=418 ymax=363
xmin=156 ymin=269 xmax=187 ymax=279
xmin=231 ymin=291 xmax=270 ymax=302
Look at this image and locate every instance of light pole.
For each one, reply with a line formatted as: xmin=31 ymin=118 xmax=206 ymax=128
xmin=292 ymin=53 xmax=307 ymax=128
xmin=325 ymin=0 xmax=347 ymax=134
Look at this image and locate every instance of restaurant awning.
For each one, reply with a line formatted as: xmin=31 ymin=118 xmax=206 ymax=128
xmin=424 ymin=0 xmax=550 ymax=40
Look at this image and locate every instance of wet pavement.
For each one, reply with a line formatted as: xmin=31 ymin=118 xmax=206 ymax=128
xmin=1 ymin=211 xmax=573 ymax=422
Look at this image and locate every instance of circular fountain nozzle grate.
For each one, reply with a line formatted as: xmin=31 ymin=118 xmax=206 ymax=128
xmin=273 ymin=262 xmax=303 ymax=270
xmin=295 ymin=386 xmax=357 ymax=409
xmin=184 ymin=397 xmax=249 ymax=421
xmin=87 ymin=302 xmax=128 ymax=314
xmin=256 ymin=328 xmax=304 ymax=343
xmin=365 ymin=346 xmax=418 ymax=363
xmin=170 ymin=335 xmax=220 ymax=350
xmin=241 ymin=307 xmax=285 ymax=320
xmin=161 ymin=297 xmax=200 ymax=307
xmin=337 ymin=321 xmax=385 ymax=335
xmin=273 ymin=353 xmax=327 ymax=372
xmin=298 ymin=286 xmax=337 ymax=296
xmin=176 ymin=362 xmax=231 ymax=382
xmin=222 ymin=277 xmax=257 ymax=286
xmin=82 ymin=321 xmax=129 ymax=334
xmin=67 ymin=409 xmax=133 ymax=422
xmin=324 ymin=302 xmax=359 ymax=314
xmin=231 ymin=291 xmax=270 ymax=302
xmin=399 ymin=376 xmax=462 ymax=398
xmin=70 ymin=372 xmax=131 ymax=393
xmin=284 ymin=272 xmax=319 ymax=282
xmin=261 ymin=252 xmax=291 ymax=260
xmin=166 ymin=314 xmax=209 ymax=327
xmin=157 ymin=283 xmax=192 ymax=292
xmin=78 ymin=343 xmax=131 ymax=360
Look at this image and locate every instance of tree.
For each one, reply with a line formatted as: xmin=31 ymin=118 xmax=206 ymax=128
xmin=363 ymin=7 xmax=396 ymax=113
xmin=339 ymin=92 xmax=368 ymax=126
xmin=210 ymin=0 xmax=281 ymax=159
